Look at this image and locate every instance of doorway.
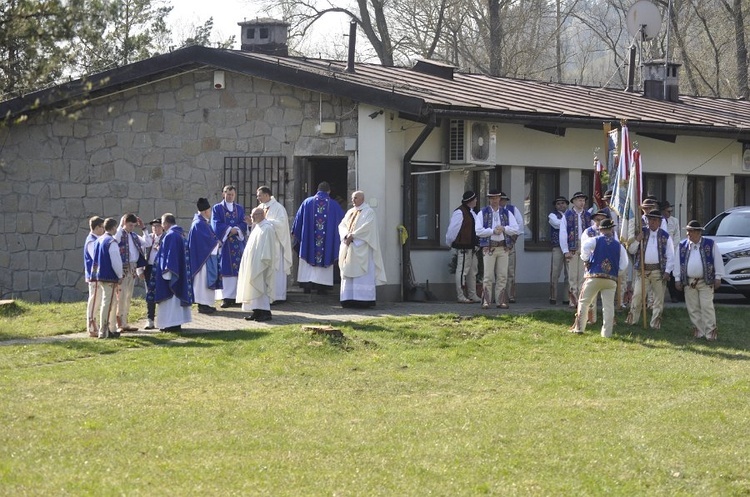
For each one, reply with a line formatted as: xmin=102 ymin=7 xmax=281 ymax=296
xmin=297 ymin=157 xmax=349 ymax=213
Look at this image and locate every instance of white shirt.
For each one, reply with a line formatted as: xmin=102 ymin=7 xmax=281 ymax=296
xmin=559 ymin=208 xmax=586 ymax=254
xmin=475 ymin=207 xmax=520 ymax=241
xmin=628 ymin=228 xmax=675 ymax=274
xmin=445 ymin=207 xmax=480 ymax=246
xmin=675 ymin=238 xmax=725 ymax=282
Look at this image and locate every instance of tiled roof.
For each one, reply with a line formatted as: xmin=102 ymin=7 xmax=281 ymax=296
xmin=3 ymin=45 xmax=750 ymax=140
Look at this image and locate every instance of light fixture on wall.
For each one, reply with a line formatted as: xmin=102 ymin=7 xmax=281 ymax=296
xmin=214 ymin=71 xmax=225 ymax=90
xmin=368 ymin=109 xmax=384 ymax=119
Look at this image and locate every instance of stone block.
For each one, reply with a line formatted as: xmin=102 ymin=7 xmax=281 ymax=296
xmin=52 ymin=120 xmax=74 ymax=137
xmin=37 ymin=236 xmax=54 ymax=251
xmin=147 ymin=114 xmax=164 ymax=132
xmin=11 ymin=252 xmax=29 ymax=272
xmin=28 ymin=270 xmax=44 ymax=290
xmin=283 ymin=108 xmax=304 ymax=125
xmin=113 ymin=160 xmax=136 ymax=182
xmin=157 ymin=92 xmax=176 ymax=110
xmin=61 ymin=183 xmax=87 ymax=198
xmin=198 ymin=93 xmax=221 ymax=109
xmin=139 ymin=94 xmax=158 ymax=111
xmin=62 ymin=139 xmax=86 ymax=160
xmin=63 ymin=252 xmax=81 ymax=272
xmin=69 ymin=160 xmax=90 ymax=183
xmin=257 ymin=94 xmax=274 ymax=109
xmin=90 ymin=148 xmax=112 ymax=166
xmin=62 ymin=286 xmax=83 ymax=303
xmin=17 ymin=215 xmax=33 ymax=234
xmin=133 ymin=133 xmax=153 ymax=149
xmin=83 ymin=197 xmax=104 ymax=217
xmin=280 ymin=96 xmax=302 ymax=109
xmin=264 ymin=136 xmax=282 ymax=152
xmin=29 ymin=250 xmax=46 ymax=270
xmin=64 ymin=198 xmax=85 ymax=219
xmin=23 ymin=234 xmax=40 ymax=251
xmin=40 ymin=286 xmax=61 ymax=303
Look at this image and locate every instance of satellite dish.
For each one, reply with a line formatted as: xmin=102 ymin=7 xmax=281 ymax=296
xmin=626 ymin=0 xmax=662 ymax=41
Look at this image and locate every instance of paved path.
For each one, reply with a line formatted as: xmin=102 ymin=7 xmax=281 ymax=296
xmin=6 ymin=292 xmax=745 ymax=346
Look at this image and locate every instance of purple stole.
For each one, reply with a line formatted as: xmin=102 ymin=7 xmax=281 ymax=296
xmin=292 ymin=191 xmax=345 ymax=267
xmin=188 ymin=213 xmax=222 ymax=290
xmin=153 ymin=226 xmax=194 ymax=305
xmin=211 ymin=201 xmax=247 ymax=277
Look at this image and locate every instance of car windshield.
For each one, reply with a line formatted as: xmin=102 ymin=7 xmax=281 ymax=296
xmin=704 ymin=210 xmax=750 ymax=237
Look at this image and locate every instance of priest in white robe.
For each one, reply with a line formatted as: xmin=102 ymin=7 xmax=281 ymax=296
xmin=338 ymin=191 xmax=386 ymax=308
xmin=237 ymin=207 xmax=278 ymax=322
xmin=256 ymin=186 xmax=292 ymax=302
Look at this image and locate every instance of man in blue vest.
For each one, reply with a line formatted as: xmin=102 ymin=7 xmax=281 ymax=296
xmin=91 ymin=218 xmax=124 ymax=339
xmin=548 ymin=196 xmax=570 ymax=305
xmin=674 ymin=220 xmax=725 ymax=341
xmin=626 ymin=209 xmax=675 ymax=329
xmin=569 ymin=218 xmax=629 ymax=337
xmin=476 ymin=190 xmax=520 ymax=309
xmin=559 ymin=192 xmax=592 ymax=308
xmin=114 ymin=213 xmax=147 ymax=333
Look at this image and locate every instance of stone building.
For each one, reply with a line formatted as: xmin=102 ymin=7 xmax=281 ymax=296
xmin=2 ymin=20 xmax=750 ymax=302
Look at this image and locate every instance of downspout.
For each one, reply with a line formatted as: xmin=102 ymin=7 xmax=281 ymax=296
xmin=402 ymin=117 xmax=436 ymax=300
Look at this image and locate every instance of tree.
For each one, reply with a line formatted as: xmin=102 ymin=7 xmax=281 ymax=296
xmin=0 ymin=0 xmax=80 ymax=97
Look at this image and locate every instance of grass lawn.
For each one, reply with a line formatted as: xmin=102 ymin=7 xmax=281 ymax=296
xmin=1 ymin=301 xmax=748 ymax=495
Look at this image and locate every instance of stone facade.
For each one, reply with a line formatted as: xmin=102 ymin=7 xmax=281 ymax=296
xmin=0 ymin=69 xmax=357 ymax=302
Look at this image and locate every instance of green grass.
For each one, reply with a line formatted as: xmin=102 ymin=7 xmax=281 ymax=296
xmin=1 ymin=303 xmax=749 ymax=495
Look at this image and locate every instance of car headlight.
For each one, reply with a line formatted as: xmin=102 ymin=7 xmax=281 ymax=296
xmin=725 ymin=248 xmax=750 ymax=260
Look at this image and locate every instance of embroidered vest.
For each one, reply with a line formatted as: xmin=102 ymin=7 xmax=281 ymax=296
xmin=586 ymin=235 xmax=622 ymax=280
xmin=584 ymin=226 xmax=599 ymax=239
xmin=633 ymin=227 xmax=670 ymax=272
xmin=678 ymin=238 xmax=716 ymax=285
xmin=91 ymin=235 xmax=119 ymax=283
xmin=549 ymin=211 xmax=563 ymax=247
xmin=119 ymin=231 xmax=146 ymax=267
xmin=479 ymin=207 xmax=514 ymax=249
xmin=83 ymin=233 xmax=97 ymax=281
xmin=451 ymin=204 xmax=477 ymax=249
xmin=564 ymin=209 xmax=591 ymax=251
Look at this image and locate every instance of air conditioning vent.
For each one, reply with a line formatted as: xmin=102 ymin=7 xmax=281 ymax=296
xmin=449 ymin=119 xmax=465 ymax=163
xmin=449 ymin=120 xmax=497 ymax=165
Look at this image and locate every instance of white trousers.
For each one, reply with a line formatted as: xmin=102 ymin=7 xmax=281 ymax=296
xmin=683 ymin=279 xmax=717 ymax=337
xmin=573 ymin=277 xmax=617 ymax=337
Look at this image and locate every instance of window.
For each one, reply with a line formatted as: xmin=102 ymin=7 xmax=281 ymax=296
xmin=411 ymin=166 xmax=441 ymax=247
xmin=224 ymin=156 xmax=288 ymax=208
xmin=643 ymin=173 xmax=666 ymax=204
xmin=735 ymin=176 xmax=750 ymax=206
xmin=259 ymin=28 xmax=269 ymax=39
xmin=524 ymin=168 xmax=560 ymax=248
xmin=687 ymin=175 xmax=716 ymax=225
xmin=246 ymin=28 xmax=255 ymax=40
xmin=581 ymin=170 xmax=593 ymax=202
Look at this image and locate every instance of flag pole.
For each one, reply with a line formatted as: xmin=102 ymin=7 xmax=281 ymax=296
xmin=633 ymin=146 xmax=647 ymax=329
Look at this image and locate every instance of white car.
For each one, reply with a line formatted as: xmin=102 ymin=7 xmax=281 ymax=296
xmin=703 ymin=206 xmax=750 ymax=299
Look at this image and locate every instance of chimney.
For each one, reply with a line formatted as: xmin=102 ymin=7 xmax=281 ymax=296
xmin=642 ymin=60 xmax=681 ymax=102
xmin=238 ymin=18 xmax=289 ymax=56
xmin=346 ymin=20 xmax=357 ymax=73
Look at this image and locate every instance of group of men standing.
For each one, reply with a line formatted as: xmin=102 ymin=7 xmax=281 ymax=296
xmin=446 ymin=189 xmax=524 ymax=309
xmin=84 ymin=212 xmax=193 ymax=338
xmin=83 ymin=181 xmax=387 ymax=333
xmin=547 ymin=191 xmax=724 ymax=340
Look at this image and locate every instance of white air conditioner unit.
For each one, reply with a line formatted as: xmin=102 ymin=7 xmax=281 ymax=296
xmin=449 ymin=120 xmax=497 ymax=165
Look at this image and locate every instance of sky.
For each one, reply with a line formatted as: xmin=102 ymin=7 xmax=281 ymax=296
xmin=166 ymin=0 xmax=355 ymax=57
